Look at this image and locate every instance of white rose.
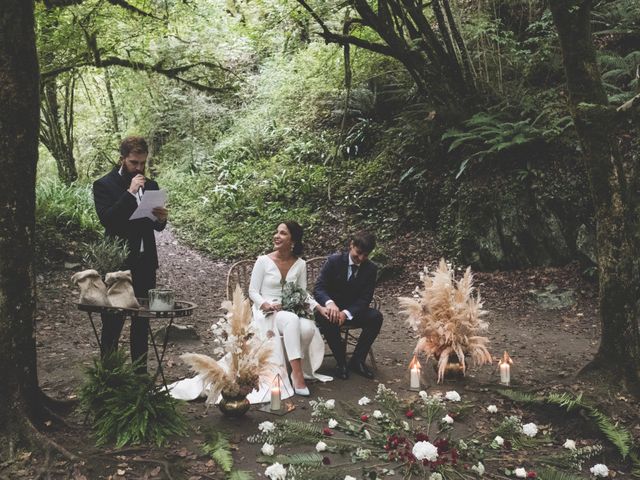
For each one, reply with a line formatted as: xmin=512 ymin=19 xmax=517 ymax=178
xmin=522 ymin=422 xmax=538 ymax=437
xmin=315 ymin=441 xmax=327 ymax=452
xmin=261 ymin=443 xmax=274 ymax=456
xmin=590 ymin=464 xmax=610 ymax=477
xmin=445 ymin=390 xmax=461 ymax=402
xmin=563 ymin=439 xmax=576 ymax=450
xmin=471 ymin=462 xmax=485 ymax=476
xmin=429 ymin=474 xmax=443 ymax=480
xmin=344 ymin=476 xmax=357 ymax=480
xmin=325 ymin=399 xmax=335 ymax=409
xmin=412 ymin=441 xmax=439 ymax=462
xmin=419 ymin=390 xmax=429 ymax=401
xmin=358 ymin=396 xmax=371 ymax=406
xmin=494 ymin=435 xmax=504 ymax=446
xmin=487 ymin=405 xmax=498 ymax=413
xmin=402 ymin=420 xmax=410 ymax=430
xmin=265 ymin=462 xmax=287 ymax=480
xmin=372 ymin=410 xmax=383 ymax=419
xmin=364 ymin=429 xmax=371 ymax=440
xmin=258 ymin=421 xmax=275 ymax=433
xmin=514 ymin=468 xmax=527 ymax=478
xmin=442 ymin=414 xmax=454 ymax=424
xmin=328 ymin=418 xmax=338 ymax=428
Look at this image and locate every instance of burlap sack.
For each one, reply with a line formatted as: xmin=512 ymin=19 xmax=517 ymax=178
xmin=105 ymin=270 xmax=140 ymax=309
xmin=71 ymin=269 xmax=109 ymax=306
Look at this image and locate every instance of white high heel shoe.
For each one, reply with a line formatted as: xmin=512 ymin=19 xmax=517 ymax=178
xmin=291 ymin=375 xmax=310 ymax=396
xmin=294 ymin=386 xmax=310 ymax=397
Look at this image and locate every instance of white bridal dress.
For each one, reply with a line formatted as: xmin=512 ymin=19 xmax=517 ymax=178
xmin=168 ymin=255 xmax=332 ymax=404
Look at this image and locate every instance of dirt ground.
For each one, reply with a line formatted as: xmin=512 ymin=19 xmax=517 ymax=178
xmin=10 ymin=228 xmax=640 ymax=479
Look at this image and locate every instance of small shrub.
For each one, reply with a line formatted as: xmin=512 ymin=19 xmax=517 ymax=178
xmin=80 ymin=350 xmax=188 ymax=447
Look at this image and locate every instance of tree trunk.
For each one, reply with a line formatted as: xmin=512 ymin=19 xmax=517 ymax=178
xmin=40 ymin=75 xmax=78 ymax=184
xmin=0 ymin=0 xmax=45 ymax=457
xmin=550 ymin=0 xmax=640 ymax=390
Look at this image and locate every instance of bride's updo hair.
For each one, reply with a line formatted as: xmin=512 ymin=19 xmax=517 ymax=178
xmin=283 ymin=221 xmax=304 ymax=256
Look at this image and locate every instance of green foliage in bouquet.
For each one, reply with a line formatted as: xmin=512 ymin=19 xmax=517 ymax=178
xmin=79 ymin=350 xmax=187 ymax=447
xmin=281 ymin=281 xmax=311 ymax=318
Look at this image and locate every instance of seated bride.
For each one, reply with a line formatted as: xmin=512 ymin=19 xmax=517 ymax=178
xmin=168 ymin=221 xmax=332 ymax=404
xmin=248 ymin=220 xmax=332 ymax=397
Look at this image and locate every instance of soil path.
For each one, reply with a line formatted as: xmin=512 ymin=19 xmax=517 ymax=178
xmin=27 ymin=227 xmax=638 ymax=479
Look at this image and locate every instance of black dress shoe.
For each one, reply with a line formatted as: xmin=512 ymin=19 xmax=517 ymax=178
xmin=335 ymin=365 xmax=349 ymax=380
xmin=348 ymin=360 xmax=374 ymax=379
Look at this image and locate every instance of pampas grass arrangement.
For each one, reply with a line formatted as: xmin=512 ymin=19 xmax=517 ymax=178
xmin=181 ymin=285 xmax=273 ymax=403
xmin=399 ymin=259 xmax=492 ymax=382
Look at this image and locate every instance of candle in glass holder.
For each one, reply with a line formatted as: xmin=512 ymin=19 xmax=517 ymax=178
xmin=270 ymin=385 xmax=281 ymax=410
xmin=409 ymin=355 xmax=421 ymax=390
xmin=270 ymin=374 xmax=282 ymax=411
xmin=499 ymin=351 xmax=513 ymax=385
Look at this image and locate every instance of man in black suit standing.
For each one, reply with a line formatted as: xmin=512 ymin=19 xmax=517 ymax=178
xmin=314 ymin=231 xmax=382 ymax=379
xmin=93 ymin=136 xmax=168 ymax=370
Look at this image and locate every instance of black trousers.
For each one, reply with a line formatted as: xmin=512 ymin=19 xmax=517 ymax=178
xmin=315 ymin=307 xmax=383 ymax=367
xmin=101 ymin=251 xmax=156 ymax=371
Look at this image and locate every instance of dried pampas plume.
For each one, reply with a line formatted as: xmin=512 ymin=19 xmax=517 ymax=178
xmin=398 ymin=259 xmax=492 ymax=382
xmin=181 ymin=285 xmax=274 ymax=403
xmin=180 ymin=353 xmax=228 ymax=404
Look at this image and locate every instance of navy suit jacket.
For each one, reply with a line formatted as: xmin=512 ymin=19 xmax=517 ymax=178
xmin=314 ymin=252 xmax=377 ymax=319
xmin=93 ymin=167 xmax=165 ymax=270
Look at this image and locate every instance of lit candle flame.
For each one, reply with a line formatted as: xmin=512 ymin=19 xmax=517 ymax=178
xmin=409 ymin=354 xmax=421 ymax=371
xmin=499 ymin=351 xmax=513 ymax=365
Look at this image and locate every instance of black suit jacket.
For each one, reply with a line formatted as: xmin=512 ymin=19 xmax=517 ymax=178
xmin=93 ymin=167 xmax=165 ymax=269
xmin=314 ymin=252 xmax=377 ymax=319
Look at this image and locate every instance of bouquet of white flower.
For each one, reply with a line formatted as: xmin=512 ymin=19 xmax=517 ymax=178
xmin=280 ymin=281 xmax=311 ymax=318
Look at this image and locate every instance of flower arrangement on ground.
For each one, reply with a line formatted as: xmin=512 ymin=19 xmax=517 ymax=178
xmin=399 ymin=259 xmax=492 ymax=382
xmin=181 ymin=285 xmax=273 ymax=402
xmin=280 ymin=281 xmax=312 ymax=318
xmin=248 ymin=386 xmax=627 ymax=479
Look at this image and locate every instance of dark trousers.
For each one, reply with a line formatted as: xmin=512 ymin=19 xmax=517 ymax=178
xmin=101 ymin=252 xmax=156 ymax=371
xmin=315 ymin=307 xmax=383 ymax=367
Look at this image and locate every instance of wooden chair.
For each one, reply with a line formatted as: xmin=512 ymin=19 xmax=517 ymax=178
xmin=225 ymin=259 xmax=255 ymax=300
xmin=226 ymin=256 xmax=378 ymax=369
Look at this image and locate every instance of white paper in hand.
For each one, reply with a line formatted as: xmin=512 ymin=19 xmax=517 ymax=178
xmin=129 ymin=189 xmax=167 ymax=221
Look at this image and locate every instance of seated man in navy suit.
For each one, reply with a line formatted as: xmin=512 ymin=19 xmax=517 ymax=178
xmin=314 ymin=231 xmax=383 ymax=379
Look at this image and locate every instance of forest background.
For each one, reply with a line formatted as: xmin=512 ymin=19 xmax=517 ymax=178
xmin=36 ymin=0 xmax=638 ymax=271
xmin=2 ymin=0 xmax=640 ymax=476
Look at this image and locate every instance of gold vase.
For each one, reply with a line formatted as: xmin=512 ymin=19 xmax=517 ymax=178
xmin=218 ymin=391 xmax=251 ymax=417
xmin=434 ymin=354 xmax=466 ymax=379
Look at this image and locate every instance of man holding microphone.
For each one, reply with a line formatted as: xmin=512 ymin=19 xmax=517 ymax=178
xmin=93 ymin=136 xmax=168 ymax=371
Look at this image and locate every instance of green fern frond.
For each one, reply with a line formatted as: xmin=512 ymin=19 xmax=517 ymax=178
xmin=229 ymin=470 xmax=253 ymax=480
xmin=499 ymin=389 xmax=540 ymax=404
xmin=257 ymin=452 xmax=324 ymax=466
xmin=203 ymin=431 xmax=234 ymax=473
xmin=503 ymin=389 xmax=635 ymax=460
xmin=536 ymin=467 xmax=585 ymax=480
xmin=545 ymin=392 xmax=584 ymax=411
xmin=587 ymin=408 xmax=633 ymax=459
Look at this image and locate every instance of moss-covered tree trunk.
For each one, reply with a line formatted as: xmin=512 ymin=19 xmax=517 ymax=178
xmin=0 ymin=0 xmax=45 ymax=457
xmin=550 ymin=0 xmax=640 ymax=389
